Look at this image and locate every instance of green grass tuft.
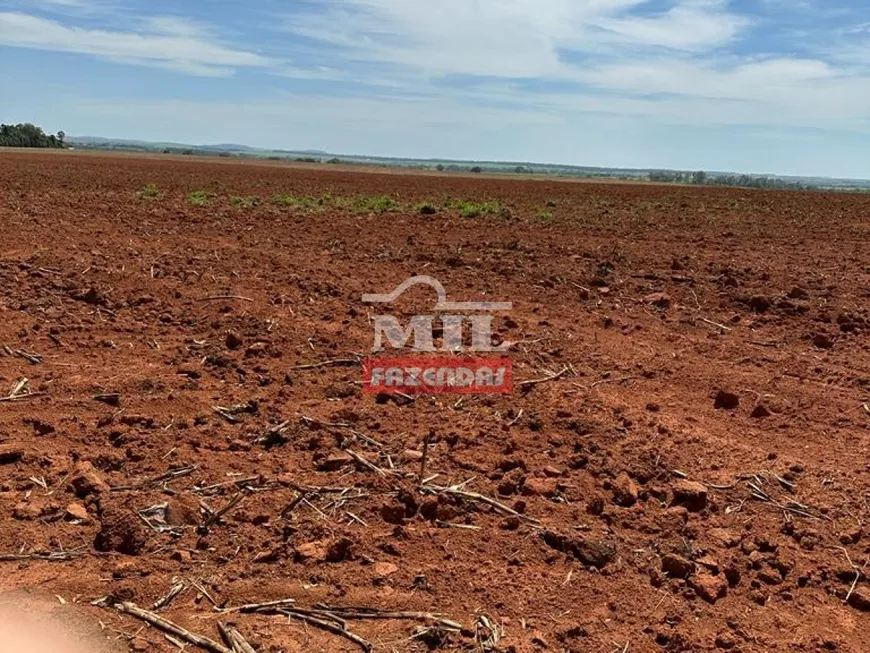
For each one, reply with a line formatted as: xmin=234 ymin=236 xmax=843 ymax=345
xmin=137 ymin=183 xmax=160 ymax=199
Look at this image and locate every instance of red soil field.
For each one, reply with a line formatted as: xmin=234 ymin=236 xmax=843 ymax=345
xmin=1 ymin=150 xmax=869 ymax=652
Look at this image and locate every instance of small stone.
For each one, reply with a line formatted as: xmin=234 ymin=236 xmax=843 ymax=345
xmin=840 ymin=527 xmax=862 ymax=545
xmin=714 ymin=389 xmax=740 ymax=410
xmin=689 ymin=573 xmax=728 ymax=604
xmin=751 ymin=404 xmax=772 ymax=419
xmin=748 ymin=296 xmax=771 ymax=313
xmin=499 ymin=516 xmax=521 ymax=531
xmin=0 ymin=444 xmax=24 ymax=465
xmin=95 ymin=501 xmax=147 ymax=556
xmin=848 ymin=588 xmax=870 ymax=612
xmin=326 ymin=537 xmax=354 ymax=562
xmin=64 ymin=503 xmax=89 ymax=523
xmin=672 ymin=479 xmax=708 ymax=511
xmin=611 ymin=472 xmax=639 ymax=507
xmin=225 ymin=332 xmax=243 ymax=350
xmin=295 ymin=541 xmax=327 ymax=562
xmin=541 ymin=530 xmax=616 ymax=569
xmin=715 ymin=632 xmax=738 ymax=649
xmin=165 ymin=496 xmax=201 ymax=526
xmin=661 ymin=553 xmax=695 ymax=578
xmin=543 ymin=465 xmax=564 ymax=478
xmin=708 ymin=528 xmax=740 ymax=548
xmin=812 ymin=333 xmax=834 ymax=350
xmin=12 ymin=502 xmax=41 ymax=521
xmin=644 ymin=292 xmax=672 ymax=309
xmin=319 ymin=451 xmax=353 ymax=472
xmin=400 ymin=449 xmax=423 ymax=462
xmin=522 ymin=477 xmax=560 ymax=497
xmin=69 ymin=461 xmax=110 ymax=498
xmin=171 ymin=550 xmax=192 ymax=563
xmin=373 ymin=561 xmax=399 ymax=578
xmin=380 ymin=502 xmax=407 ymax=525
xmin=696 ymin=555 xmax=720 ymax=573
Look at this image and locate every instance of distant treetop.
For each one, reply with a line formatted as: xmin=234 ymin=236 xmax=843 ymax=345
xmin=0 ymin=123 xmax=66 ymax=149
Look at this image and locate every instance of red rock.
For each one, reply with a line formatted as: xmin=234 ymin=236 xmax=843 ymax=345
xmin=373 ymin=561 xmax=399 ymax=578
xmin=380 ymin=501 xmax=407 ymax=525
xmin=94 ymin=501 xmax=147 ymax=556
xmin=12 ymin=502 xmax=41 ymax=521
xmin=751 ymin=403 xmax=772 ymax=419
xmin=295 ymin=541 xmax=327 ymax=562
xmin=69 ymin=461 xmax=110 ymax=498
xmin=714 ymin=389 xmax=740 ymax=410
xmin=662 ymin=553 xmax=695 ymax=578
xmin=319 ymin=451 xmax=353 ymax=472
xmin=171 ymin=550 xmax=193 ymax=563
xmin=611 ymin=472 xmax=639 ymax=507
xmin=0 ymin=444 xmax=24 ymax=465
xmin=672 ymin=479 xmax=708 ymax=511
xmin=522 ymin=477 xmax=560 ymax=497
xmin=165 ymin=495 xmax=202 ymax=526
xmin=644 ymin=292 xmax=672 ymax=308
xmin=225 ymin=332 xmax=243 ymax=350
xmin=64 ymin=502 xmax=89 ymax=522
xmin=689 ymin=573 xmax=728 ymax=604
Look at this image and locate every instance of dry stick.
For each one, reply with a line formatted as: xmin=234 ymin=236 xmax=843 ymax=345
xmin=198 ymin=295 xmax=254 ymax=303
xmin=111 ymin=466 xmax=197 ymax=492
xmin=278 ymin=609 xmax=372 ymax=653
xmin=863 ymin=403 xmax=870 ymax=417
xmin=152 ymin=582 xmax=186 ymax=611
xmin=423 ymin=484 xmax=541 ymax=525
xmin=344 ymin=449 xmax=390 ymax=476
xmin=839 ymin=547 xmax=864 ymax=604
xmin=290 ymin=358 xmax=360 ymax=371
xmin=0 ymin=550 xmax=85 ymax=562
xmin=590 ymin=375 xmax=639 ymax=389
xmin=13 ymin=349 xmax=43 ymax=364
xmin=203 ymin=490 xmax=247 ymax=528
xmin=299 ymin=415 xmax=385 ymax=449
xmin=315 ymin=606 xmax=462 ymax=630
xmin=0 ymin=377 xmax=44 ymax=403
xmin=101 ymin=600 xmax=231 ymax=653
xmin=700 ymin=317 xmax=732 ymax=332
xmin=518 ymin=366 xmax=570 ymax=388
xmin=506 ymin=409 xmax=524 ymax=427
xmin=217 ymin=623 xmax=257 ymax=653
xmin=218 ymin=599 xmax=297 ymax=614
xmin=418 ymin=431 xmax=433 ymax=487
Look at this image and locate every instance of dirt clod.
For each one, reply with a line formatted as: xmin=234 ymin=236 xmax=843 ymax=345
xmin=94 ymin=501 xmax=148 ymax=556
xmin=611 ymin=472 xmax=639 ymax=507
xmin=714 ymin=390 xmax=740 ymax=410
xmin=672 ymin=479 xmax=708 ymax=511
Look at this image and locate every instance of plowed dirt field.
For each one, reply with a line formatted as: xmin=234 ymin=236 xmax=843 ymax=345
xmin=1 ymin=151 xmax=869 ymax=652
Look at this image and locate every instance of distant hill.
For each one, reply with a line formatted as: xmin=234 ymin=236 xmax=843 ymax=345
xmin=64 ymin=135 xmax=870 ymax=192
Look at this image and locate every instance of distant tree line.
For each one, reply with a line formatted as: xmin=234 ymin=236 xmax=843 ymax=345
xmin=649 ymin=169 xmax=807 ymax=190
xmin=0 ymin=123 xmax=66 ymax=148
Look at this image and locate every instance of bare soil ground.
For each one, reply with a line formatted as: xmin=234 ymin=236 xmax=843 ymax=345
xmin=1 ymin=151 xmax=869 ymax=653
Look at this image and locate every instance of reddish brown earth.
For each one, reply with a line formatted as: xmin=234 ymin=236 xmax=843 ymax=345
xmin=1 ymin=150 xmax=869 ymax=653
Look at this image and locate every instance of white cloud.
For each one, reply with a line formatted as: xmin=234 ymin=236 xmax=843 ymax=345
xmin=0 ymin=11 xmax=272 ymax=75
xmin=282 ymin=0 xmax=746 ymax=79
xmin=589 ymin=0 xmax=749 ymax=51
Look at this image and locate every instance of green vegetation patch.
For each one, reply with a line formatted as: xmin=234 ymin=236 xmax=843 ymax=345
xmin=137 ymin=183 xmax=161 ymax=199
xmin=187 ymin=190 xmax=211 ymax=207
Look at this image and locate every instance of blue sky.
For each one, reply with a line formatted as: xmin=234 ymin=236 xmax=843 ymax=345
xmin=2 ymin=0 xmax=870 ymax=177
